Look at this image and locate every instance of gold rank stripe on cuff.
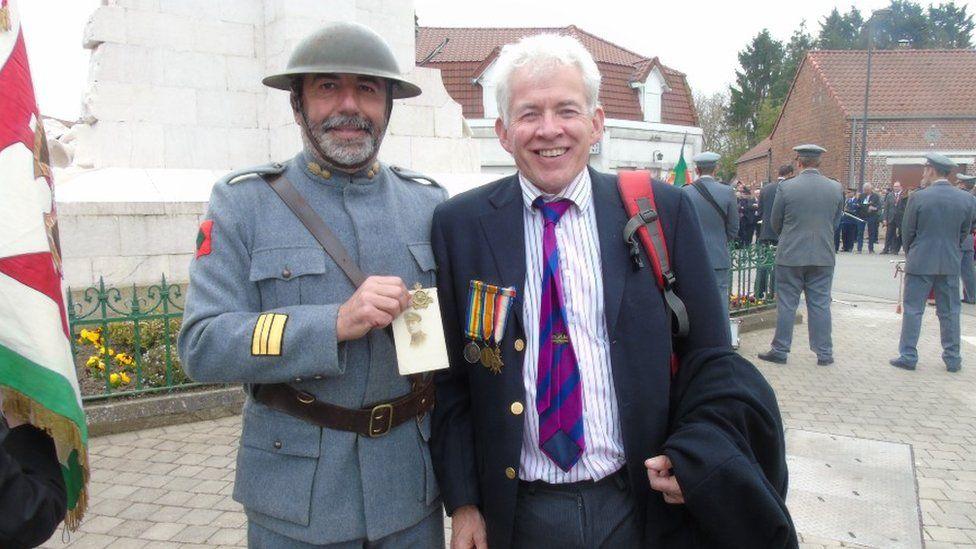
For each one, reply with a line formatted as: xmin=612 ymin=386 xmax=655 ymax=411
xmin=251 ymin=313 xmax=288 ymax=356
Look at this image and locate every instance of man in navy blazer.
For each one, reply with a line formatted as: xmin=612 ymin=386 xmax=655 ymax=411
xmin=431 ymin=34 xmax=794 ymax=549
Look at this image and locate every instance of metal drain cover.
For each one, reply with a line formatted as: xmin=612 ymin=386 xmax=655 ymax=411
xmin=786 ymin=430 xmax=922 ymax=548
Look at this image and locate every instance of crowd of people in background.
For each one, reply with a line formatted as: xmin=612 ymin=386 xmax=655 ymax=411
xmin=727 ymin=175 xmax=969 ymax=257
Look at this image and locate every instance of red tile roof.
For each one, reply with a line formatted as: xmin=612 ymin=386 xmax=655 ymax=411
xmin=416 ymin=26 xmax=698 ymax=126
xmin=804 ymin=49 xmax=976 ymax=118
xmin=737 ymin=137 xmax=772 ymax=164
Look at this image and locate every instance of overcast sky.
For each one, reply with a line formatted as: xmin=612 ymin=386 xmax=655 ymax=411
xmin=22 ymin=0 xmax=902 ymax=120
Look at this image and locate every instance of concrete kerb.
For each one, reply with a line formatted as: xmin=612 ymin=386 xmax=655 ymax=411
xmin=85 ymin=386 xmax=244 ymax=437
xmin=735 ymin=305 xmax=804 ymax=334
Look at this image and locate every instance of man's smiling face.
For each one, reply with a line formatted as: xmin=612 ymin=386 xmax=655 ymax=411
xmin=495 ymin=64 xmax=604 ymax=194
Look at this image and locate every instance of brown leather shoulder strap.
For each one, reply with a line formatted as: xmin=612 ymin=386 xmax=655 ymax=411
xmin=262 ymin=173 xmax=368 ymax=287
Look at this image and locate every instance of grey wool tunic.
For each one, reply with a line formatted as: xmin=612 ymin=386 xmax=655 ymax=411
xmin=178 ymin=151 xmax=447 ymax=545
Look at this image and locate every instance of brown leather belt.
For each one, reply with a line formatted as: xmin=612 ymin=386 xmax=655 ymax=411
xmin=253 ymin=379 xmax=435 ymax=437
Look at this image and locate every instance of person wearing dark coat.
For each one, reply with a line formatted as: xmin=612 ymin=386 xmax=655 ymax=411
xmin=430 ymin=33 xmax=796 ymax=549
xmin=881 ymin=182 xmax=907 ymax=254
xmin=855 ymin=184 xmax=882 ymax=253
xmin=755 ymin=165 xmax=793 ymax=299
xmin=838 ymin=191 xmax=859 ymax=252
xmin=737 ymin=185 xmax=760 ymax=246
xmin=0 ymin=412 xmax=67 ymax=549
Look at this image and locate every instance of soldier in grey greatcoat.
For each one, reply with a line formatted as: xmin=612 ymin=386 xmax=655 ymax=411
xmin=683 ymin=151 xmax=738 ymax=321
xmin=891 ymin=154 xmax=976 ymax=372
xmin=178 ymin=22 xmax=447 ymax=547
xmin=758 ymin=145 xmax=844 ymax=366
xmin=956 ymin=173 xmax=976 ymax=304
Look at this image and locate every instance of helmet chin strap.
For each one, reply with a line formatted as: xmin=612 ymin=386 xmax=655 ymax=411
xmin=291 ymin=80 xmax=394 ymax=175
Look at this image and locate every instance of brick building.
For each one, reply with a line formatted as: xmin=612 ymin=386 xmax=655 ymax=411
xmin=736 ymin=49 xmax=976 ymax=189
xmin=417 ymin=25 xmax=703 ymax=175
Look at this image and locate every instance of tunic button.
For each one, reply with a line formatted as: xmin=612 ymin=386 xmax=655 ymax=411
xmin=505 ymin=467 xmax=517 ymax=480
xmin=514 ymin=339 xmax=525 ymax=352
xmin=282 ymin=268 xmax=292 ymax=279
xmin=510 ymin=402 xmax=524 ymax=416
xmin=273 ymin=440 xmax=282 ymax=450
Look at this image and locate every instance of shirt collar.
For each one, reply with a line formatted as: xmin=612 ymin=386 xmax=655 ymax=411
xmin=519 ymin=168 xmax=592 ymax=213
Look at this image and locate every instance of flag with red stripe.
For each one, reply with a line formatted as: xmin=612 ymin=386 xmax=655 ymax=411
xmin=0 ymin=0 xmax=88 ymax=529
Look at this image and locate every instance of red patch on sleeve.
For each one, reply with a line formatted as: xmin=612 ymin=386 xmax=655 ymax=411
xmin=195 ymin=220 xmax=214 ymax=258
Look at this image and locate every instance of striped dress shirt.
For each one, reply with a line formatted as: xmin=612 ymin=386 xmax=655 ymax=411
xmin=517 ymin=169 xmax=626 ymax=483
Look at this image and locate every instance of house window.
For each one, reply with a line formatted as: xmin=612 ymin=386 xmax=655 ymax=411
xmin=483 ymin=82 xmax=498 ymax=119
xmin=638 ymin=68 xmax=666 ymax=123
xmin=643 ymin=86 xmax=662 ymax=123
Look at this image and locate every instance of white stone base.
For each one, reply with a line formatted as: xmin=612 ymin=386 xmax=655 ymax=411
xmin=55 ymin=167 xmax=495 ymax=288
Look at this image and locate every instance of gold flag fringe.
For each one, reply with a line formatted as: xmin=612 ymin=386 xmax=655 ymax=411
xmin=1 ymin=387 xmax=88 ymax=530
xmin=0 ymin=7 xmax=9 ymax=33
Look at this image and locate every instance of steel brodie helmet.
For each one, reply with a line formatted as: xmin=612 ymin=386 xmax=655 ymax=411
xmin=262 ymin=21 xmax=421 ymax=99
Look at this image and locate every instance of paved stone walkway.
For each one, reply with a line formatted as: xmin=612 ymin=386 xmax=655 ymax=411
xmin=41 ymin=287 xmax=976 ymax=548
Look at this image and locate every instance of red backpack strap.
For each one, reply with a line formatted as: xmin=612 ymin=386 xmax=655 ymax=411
xmin=617 ymin=171 xmax=690 ymax=339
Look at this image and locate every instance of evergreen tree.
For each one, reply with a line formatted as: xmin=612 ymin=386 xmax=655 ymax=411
xmin=727 ymin=29 xmax=784 ymax=143
xmin=771 ymin=23 xmax=814 ymax=105
xmin=872 ymin=0 xmax=929 ymax=48
xmin=927 ymin=2 xmax=974 ymax=48
xmin=817 ymin=7 xmax=863 ymax=49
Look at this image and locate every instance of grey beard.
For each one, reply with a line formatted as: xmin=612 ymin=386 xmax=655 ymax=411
xmin=309 ymin=114 xmax=381 ymax=168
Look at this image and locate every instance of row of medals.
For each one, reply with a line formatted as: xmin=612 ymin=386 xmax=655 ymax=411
xmin=464 ymin=341 xmax=503 ymax=374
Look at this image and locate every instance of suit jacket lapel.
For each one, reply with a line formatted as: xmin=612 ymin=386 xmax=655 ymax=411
xmin=589 ymin=167 xmax=629 ymax=338
xmin=479 ymin=175 xmax=527 ymax=331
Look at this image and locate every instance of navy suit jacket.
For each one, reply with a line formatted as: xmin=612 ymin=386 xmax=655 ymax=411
xmin=430 ymin=168 xmax=734 ymax=548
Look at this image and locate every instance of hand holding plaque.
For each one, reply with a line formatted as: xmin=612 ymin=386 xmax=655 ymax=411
xmin=392 ymin=284 xmax=450 ymax=375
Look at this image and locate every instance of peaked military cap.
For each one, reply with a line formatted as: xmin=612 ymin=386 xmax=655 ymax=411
xmin=924 ymin=152 xmax=957 ymax=171
xmin=693 ymin=151 xmax=721 ymax=169
xmin=793 ymin=144 xmax=827 ymax=158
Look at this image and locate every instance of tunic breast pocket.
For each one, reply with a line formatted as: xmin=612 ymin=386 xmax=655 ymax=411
xmin=408 ymin=242 xmax=437 ymax=288
xmin=249 ymin=247 xmax=327 ymax=309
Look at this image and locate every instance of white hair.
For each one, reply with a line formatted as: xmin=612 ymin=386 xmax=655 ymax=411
xmin=492 ymin=33 xmax=602 ymax=126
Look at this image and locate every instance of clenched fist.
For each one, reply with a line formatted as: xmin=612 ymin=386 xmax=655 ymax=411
xmin=336 ymin=276 xmax=411 ymax=342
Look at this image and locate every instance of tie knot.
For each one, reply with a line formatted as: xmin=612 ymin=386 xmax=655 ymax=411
xmin=533 ymin=197 xmax=573 ymax=225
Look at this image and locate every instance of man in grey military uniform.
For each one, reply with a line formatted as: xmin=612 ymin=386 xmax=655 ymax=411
xmin=758 ymin=145 xmax=844 ymax=366
xmin=178 ymin=22 xmax=447 ymax=548
xmin=956 ymin=173 xmax=976 ymax=304
xmin=890 ymin=154 xmax=976 ymax=372
xmin=683 ymin=151 xmax=738 ymax=321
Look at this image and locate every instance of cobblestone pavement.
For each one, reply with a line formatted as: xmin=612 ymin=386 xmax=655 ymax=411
xmin=41 ymin=271 xmax=976 ymax=548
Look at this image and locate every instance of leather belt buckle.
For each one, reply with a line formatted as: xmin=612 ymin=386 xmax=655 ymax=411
xmin=296 ymin=391 xmax=315 ymax=405
xmin=368 ymin=403 xmax=394 ymax=437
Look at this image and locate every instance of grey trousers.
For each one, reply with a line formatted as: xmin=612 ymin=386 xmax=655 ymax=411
xmin=898 ymin=274 xmax=961 ymax=368
xmin=771 ymin=265 xmax=834 ymax=360
xmin=962 ymin=250 xmax=976 ymax=303
xmin=247 ymin=508 xmax=444 ymax=549
xmin=716 ymin=268 xmax=731 ymax=321
xmin=512 ymin=470 xmax=642 ymax=549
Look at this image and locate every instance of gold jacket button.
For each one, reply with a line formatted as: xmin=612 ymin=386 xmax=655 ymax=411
xmin=505 ymin=467 xmax=517 ymax=480
xmin=273 ymin=440 xmax=282 ymax=450
xmin=510 ymin=402 xmax=524 ymax=416
xmin=282 ymin=268 xmax=292 ymax=279
xmin=514 ymin=339 xmax=525 ymax=352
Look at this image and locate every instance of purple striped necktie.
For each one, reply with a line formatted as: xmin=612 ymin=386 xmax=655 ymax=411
xmin=532 ymin=196 xmax=585 ymax=472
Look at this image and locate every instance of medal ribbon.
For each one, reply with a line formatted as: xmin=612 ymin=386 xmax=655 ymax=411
xmin=481 ymin=285 xmax=497 ymax=344
xmin=492 ymin=287 xmax=516 ymax=345
xmin=465 ymin=280 xmax=484 ymax=341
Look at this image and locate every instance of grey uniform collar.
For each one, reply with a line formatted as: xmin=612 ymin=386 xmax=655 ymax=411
xmin=298 ymin=149 xmax=382 ymax=184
